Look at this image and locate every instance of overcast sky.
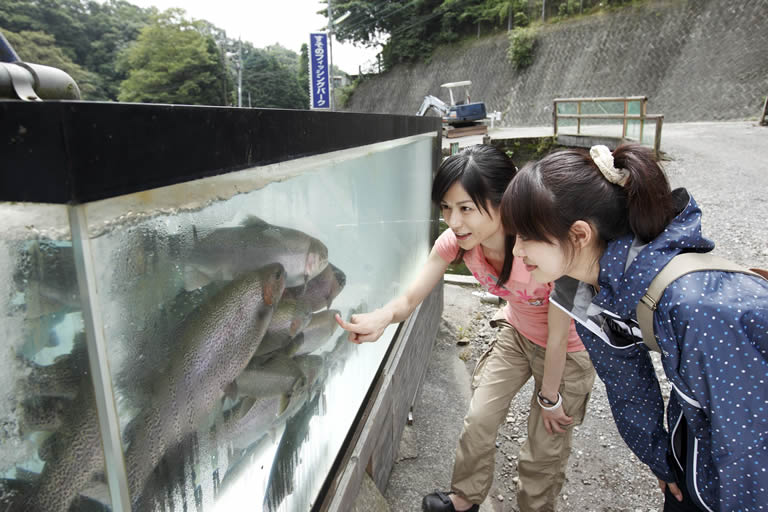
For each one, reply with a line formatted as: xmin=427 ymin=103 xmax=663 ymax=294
xmin=127 ymin=0 xmax=381 ymax=74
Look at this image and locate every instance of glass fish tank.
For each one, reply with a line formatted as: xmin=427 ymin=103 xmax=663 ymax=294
xmin=0 ymin=102 xmax=440 ymax=511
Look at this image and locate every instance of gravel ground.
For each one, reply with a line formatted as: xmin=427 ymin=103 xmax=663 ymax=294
xmin=384 ymin=121 xmax=768 ymax=512
xmin=447 ymin=297 xmax=667 ymax=512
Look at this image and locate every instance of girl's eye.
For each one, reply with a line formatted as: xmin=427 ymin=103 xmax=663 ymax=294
xmin=517 ymin=235 xmax=528 ymax=241
xmin=461 ymin=206 xmax=472 ymax=212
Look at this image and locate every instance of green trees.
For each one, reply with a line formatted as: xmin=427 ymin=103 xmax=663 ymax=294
xmin=1 ymin=0 xmax=310 ymax=108
xmin=240 ymin=45 xmax=308 ymax=109
xmin=117 ymin=10 xmax=227 ymax=105
xmin=1 ymin=0 xmax=152 ymax=100
xmin=331 ymin=0 xmax=529 ymax=69
xmin=330 ymin=0 xmax=637 ymax=70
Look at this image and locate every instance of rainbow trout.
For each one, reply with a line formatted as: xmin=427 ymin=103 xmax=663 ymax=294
xmin=183 ymin=217 xmax=328 ymax=291
xmin=24 ymin=380 xmax=106 ymax=512
xmin=283 ymin=263 xmax=346 ymax=313
xmin=252 ymin=298 xmax=313 ymax=358
xmin=289 ymin=309 xmax=341 ymax=357
xmin=124 ymin=263 xmax=286 ymax=506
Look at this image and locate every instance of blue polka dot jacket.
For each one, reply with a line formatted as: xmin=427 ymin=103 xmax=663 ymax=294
xmin=550 ymin=189 xmax=768 ymax=512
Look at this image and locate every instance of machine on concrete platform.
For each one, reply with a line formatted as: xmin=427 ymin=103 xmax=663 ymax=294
xmin=416 ymin=81 xmax=488 ymax=138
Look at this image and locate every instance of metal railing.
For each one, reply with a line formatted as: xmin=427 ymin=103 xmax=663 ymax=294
xmin=553 ymin=96 xmax=664 ymax=155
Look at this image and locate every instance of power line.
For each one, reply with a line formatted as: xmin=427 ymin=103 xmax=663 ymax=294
xmin=329 ymin=0 xmax=425 ymax=39
xmin=331 ymin=0 xmax=420 ymax=32
xmin=387 ymin=9 xmax=444 ymax=38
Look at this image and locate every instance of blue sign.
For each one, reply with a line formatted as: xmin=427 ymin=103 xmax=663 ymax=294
xmin=309 ymin=32 xmax=330 ymax=110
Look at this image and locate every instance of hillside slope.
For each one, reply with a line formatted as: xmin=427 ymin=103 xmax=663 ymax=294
xmin=346 ymin=0 xmax=768 ymax=125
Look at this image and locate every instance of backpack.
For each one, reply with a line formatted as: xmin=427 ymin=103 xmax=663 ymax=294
xmin=636 ymin=252 xmax=768 ymax=353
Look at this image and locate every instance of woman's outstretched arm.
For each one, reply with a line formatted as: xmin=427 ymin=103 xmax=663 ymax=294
xmin=335 ymin=246 xmax=450 ymax=343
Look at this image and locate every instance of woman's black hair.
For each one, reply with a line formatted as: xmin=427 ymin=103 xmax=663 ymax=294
xmin=501 ymin=143 xmax=677 ymax=258
xmin=432 ymin=144 xmax=518 ymax=284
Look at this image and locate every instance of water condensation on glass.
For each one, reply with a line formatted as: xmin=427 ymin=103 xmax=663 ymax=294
xmin=70 ymin=134 xmax=435 ymax=511
xmin=0 ymin=203 xmax=112 ymax=511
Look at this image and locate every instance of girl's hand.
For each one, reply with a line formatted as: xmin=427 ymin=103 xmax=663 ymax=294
xmin=658 ymin=479 xmax=683 ymax=502
xmin=541 ymin=406 xmax=573 ymax=435
xmin=335 ymin=310 xmax=392 ymax=344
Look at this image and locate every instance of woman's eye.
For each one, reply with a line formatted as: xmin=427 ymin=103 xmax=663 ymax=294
xmin=461 ymin=206 xmax=472 ymax=212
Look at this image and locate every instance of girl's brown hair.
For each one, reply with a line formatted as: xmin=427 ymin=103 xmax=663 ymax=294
xmin=501 ymin=144 xmax=677 ymax=254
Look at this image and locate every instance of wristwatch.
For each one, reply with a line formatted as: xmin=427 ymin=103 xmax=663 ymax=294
xmin=537 ymin=391 xmax=558 ymax=406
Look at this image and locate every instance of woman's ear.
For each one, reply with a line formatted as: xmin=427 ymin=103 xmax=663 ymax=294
xmin=569 ymin=220 xmax=596 ymax=249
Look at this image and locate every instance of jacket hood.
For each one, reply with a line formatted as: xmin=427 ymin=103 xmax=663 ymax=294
xmin=593 ymin=188 xmax=716 ymax=318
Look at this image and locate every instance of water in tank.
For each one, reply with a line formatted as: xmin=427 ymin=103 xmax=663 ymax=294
xmin=0 ymin=132 xmax=435 ymax=511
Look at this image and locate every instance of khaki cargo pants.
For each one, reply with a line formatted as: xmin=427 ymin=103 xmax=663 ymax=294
xmin=450 ymin=317 xmax=595 ymax=512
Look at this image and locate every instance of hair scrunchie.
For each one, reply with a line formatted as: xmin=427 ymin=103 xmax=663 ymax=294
xmin=590 ymin=145 xmax=629 ymax=187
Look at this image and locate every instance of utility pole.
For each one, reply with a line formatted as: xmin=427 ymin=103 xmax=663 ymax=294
xmin=237 ymin=38 xmax=242 ymax=108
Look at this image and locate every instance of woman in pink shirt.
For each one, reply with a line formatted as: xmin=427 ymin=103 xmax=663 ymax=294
xmin=335 ymin=145 xmax=595 ymax=512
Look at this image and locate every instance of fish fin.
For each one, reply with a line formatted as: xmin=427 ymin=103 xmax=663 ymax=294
xmin=239 ymin=215 xmax=269 ymax=228
xmin=285 ymin=336 xmax=301 ymax=357
xmin=79 ymin=478 xmax=111 ymax=504
xmin=224 ymin=381 xmax=238 ymax=401
xmin=183 ymin=265 xmax=212 ymax=291
xmin=278 ymin=394 xmax=290 ymax=415
xmin=13 ymin=467 xmax=41 ymax=483
xmin=289 ymin=317 xmax=304 ymax=338
xmin=263 ymin=279 xmax=274 ymax=306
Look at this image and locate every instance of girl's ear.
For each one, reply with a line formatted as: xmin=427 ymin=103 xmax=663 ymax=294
xmin=569 ymin=220 xmax=596 ymax=249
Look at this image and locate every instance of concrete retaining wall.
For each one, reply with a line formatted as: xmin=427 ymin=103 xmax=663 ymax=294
xmin=345 ymin=0 xmax=768 ymax=125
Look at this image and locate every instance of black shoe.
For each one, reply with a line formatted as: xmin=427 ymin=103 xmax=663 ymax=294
xmin=421 ymin=491 xmax=479 ymax=512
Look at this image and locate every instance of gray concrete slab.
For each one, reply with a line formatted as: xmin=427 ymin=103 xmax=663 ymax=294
xmin=442 ymin=126 xmax=552 ymax=149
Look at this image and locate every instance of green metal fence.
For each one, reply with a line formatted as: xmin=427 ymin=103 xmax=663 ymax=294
xmin=553 ymin=96 xmax=664 ymax=156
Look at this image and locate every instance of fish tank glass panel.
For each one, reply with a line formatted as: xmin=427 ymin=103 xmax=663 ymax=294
xmin=50 ymin=133 xmax=433 ymax=511
xmin=0 ymin=204 xmax=113 ymax=511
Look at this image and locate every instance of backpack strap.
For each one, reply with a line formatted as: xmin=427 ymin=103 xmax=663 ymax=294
xmin=637 ymin=253 xmax=766 ymax=352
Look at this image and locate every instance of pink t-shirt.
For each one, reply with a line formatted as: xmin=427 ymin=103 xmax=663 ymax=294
xmin=435 ymin=229 xmax=584 ymax=352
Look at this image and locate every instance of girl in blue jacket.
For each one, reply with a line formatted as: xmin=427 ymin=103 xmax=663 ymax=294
xmin=500 ymin=143 xmax=768 ymax=512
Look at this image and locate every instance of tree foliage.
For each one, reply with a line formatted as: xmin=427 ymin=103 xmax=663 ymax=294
xmin=330 ymin=0 xmax=530 ymax=69
xmin=298 ymin=43 xmax=309 ymax=98
xmin=240 ymin=43 xmax=308 ymax=109
xmin=329 ymin=0 xmax=639 ymax=70
xmin=0 ymin=0 xmax=310 ymax=107
xmin=117 ymin=10 xmax=227 ymax=105
xmin=0 ymin=0 xmax=153 ymax=100
xmin=507 ymin=26 xmax=537 ymax=69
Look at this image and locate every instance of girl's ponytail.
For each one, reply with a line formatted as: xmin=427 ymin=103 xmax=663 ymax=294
xmin=612 ymin=144 xmax=676 ymax=243
xmin=503 ymin=143 xmax=678 ymax=253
